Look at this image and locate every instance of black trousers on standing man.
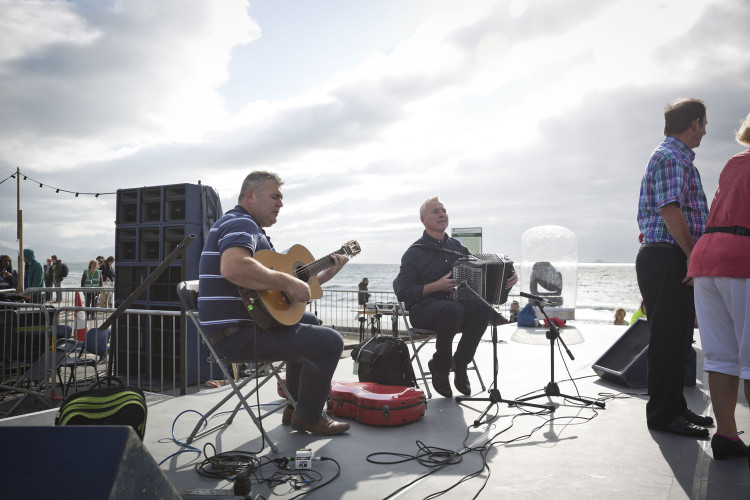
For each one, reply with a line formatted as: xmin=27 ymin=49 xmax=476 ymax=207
xmin=635 ymin=243 xmax=696 ymax=427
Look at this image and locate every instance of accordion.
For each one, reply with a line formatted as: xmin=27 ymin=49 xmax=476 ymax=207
xmin=450 ymin=254 xmax=514 ymax=305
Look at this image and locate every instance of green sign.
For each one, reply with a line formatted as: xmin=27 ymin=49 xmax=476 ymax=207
xmin=452 ymin=227 xmax=482 ymax=254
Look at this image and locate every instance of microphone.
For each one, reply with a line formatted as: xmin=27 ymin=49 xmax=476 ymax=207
xmin=520 ymin=291 xmax=551 ymax=304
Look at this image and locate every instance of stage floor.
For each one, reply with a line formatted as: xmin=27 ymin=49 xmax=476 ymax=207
xmin=3 ymin=323 xmax=749 ymax=499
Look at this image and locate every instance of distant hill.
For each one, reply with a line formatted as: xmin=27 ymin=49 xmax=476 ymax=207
xmin=0 ymin=244 xmax=114 ymax=262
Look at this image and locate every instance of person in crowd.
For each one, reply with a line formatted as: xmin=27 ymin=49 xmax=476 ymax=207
xmin=394 ymin=196 xmax=518 ymax=398
xmin=96 ymin=256 xmax=115 ymax=308
xmin=358 ymin=277 xmax=371 ymax=307
xmin=0 ymin=255 xmax=19 ymax=291
xmin=631 ymin=299 xmax=647 ymax=324
xmin=98 ymin=255 xmax=115 ymax=283
xmin=636 ymin=97 xmax=713 ymax=438
xmin=44 ymin=257 xmax=53 ymax=302
xmin=198 ymin=171 xmax=350 ymax=436
xmin=22 ymin=248 xmax=45 ymax=303
xmin=107 ymin=257 xmax=115 ymax=287
xmin=509 ymin=300 xmax=520 ymax=323
xmin=688 ymin=111 xmax=750 ymax=462
xmin=614 ymin=307 xmax=629 ymax=326
xmin=81 ymin=258 xmax=103 ymax=317
xmin=50 ymin=254 xmax=64 ymax=303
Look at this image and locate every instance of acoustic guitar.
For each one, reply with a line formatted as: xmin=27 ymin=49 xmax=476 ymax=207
xmin=238 ymin=240 xmax=361 ymax=330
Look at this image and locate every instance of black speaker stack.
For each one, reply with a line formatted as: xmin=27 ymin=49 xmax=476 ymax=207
xmin=114 ymin=183 xmax=220 ymax=385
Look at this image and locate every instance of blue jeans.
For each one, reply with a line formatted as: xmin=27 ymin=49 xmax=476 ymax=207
xmin=212 ymin=312 xmax=344 ymax=424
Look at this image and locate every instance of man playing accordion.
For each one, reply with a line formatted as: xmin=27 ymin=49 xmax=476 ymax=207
xmin=394 ymin=196 xmax=518 ymax=398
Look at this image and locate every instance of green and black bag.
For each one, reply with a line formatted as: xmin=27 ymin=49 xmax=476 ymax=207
xmin=55 ymin=377 xmax=148 ymax=440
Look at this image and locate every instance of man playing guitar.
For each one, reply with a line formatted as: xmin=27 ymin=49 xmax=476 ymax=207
xmin=198 ymin=171 xmax=350 ymax=436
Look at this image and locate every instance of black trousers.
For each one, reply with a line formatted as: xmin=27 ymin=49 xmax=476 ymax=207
xmin=409 ymin=297 xmax=490 ymax=371
xmin=636 ymin=244 xmax=695 ymax=426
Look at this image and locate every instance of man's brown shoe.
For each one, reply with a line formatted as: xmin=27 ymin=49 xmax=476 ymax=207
xmin=291 ymin=411 xmax=349 ymax=435
xmin=283 ymin=405 xmax=333 ymax=426
xmin=282 ymin=405 xmax=294 ymax=425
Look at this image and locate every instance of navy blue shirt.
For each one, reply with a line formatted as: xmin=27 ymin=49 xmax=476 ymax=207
xmin=394 ymin=230 xmax=470 ymax=310
xmin=198 ymin=205 xmax=274 ymax=335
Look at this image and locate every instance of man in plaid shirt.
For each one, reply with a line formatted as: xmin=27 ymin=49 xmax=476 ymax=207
xmin=636 ymin=97 xmax=712 ymax=438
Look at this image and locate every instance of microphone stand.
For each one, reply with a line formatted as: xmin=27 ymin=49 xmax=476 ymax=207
xmin=454 ymin=283 xmax=554 ymax=426
xmin=513 ymin=299 xmax=604 ymax=408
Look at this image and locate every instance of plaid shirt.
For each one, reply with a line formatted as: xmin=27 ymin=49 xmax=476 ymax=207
xmin=638 ymin=136 xmax=708 ymax=245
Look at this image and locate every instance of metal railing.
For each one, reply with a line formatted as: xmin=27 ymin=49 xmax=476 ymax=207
xmin=21 ymin=285 xmax=115 ymax=309
xmin=313 ymin=288 xmax=517 ymax=337
xmin=0 ymin=302 xmax=53 ymax=403
xmin=1 ymin=286 xmax=519 ymax=418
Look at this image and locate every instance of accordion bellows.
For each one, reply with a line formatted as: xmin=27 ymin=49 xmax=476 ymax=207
xmin=450 ymin=254 xmax=514 ymax=305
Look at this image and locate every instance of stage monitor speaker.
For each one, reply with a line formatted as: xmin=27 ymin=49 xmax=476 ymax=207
xmin=592 ymin=318 xmax=697 ymax=388
xmin=0 ymin=426 xmax=181 ymax=500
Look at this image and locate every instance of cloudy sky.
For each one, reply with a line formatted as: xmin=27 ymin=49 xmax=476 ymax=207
xmin=1 ymin=0 xmax=749 ymax=267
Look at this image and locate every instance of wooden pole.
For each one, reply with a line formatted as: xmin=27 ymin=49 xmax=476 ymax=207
xmin=16 ymin=167 xmax=23 ymax=292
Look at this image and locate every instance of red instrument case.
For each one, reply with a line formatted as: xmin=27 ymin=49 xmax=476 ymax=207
xmin=327 ymin=381 xmax=426 ymax=426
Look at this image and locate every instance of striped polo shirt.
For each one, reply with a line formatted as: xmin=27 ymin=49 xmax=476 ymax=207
xmin=637 ymin=136 xmax=709 ymax=245
xmin=198 ymin=205 xmax=273 ymax=335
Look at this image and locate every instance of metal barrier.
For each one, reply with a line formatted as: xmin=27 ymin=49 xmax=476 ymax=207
xmin=23 ymin=286 xmax=115 ymax=309
xmin=1 ymin=301 xmax=219 ymax=417
xmin=312 ymin=289 xmax=517 ymax=337
xmin=50 ymin=306 xmax=200 ymax=396
xmin=1 ymin=287 xmax=519 ymax=418
xmin=0 ymin=301 xmax=54 ymax=413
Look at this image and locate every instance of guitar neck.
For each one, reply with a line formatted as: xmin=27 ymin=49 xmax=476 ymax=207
xmin=298 ymin=249 xmax=345 ymax=279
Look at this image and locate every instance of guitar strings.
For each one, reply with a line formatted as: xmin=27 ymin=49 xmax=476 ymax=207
xmin=294 ymin=250 xmax=347 ymax=279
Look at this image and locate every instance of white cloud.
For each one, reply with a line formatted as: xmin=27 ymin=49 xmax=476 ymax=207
xmin=0 ymin=0 xmax=260 ymax=169
xmin=1 ymin=0 xmax=748 ymax=265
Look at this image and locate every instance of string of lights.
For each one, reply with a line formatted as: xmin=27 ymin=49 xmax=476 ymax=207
xmin=0 ymin=169 xmax=116 ymax=198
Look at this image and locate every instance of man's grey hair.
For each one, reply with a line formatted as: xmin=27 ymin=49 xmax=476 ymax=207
xmin=238 ymin=171 xmax=284 ymax=203
xmin=419 ymin=196 xmax=441 ymax=217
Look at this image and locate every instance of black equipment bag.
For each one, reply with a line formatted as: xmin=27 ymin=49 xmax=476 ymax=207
xmin=55 ymin=377 xmax=148 ymax=440
xmin=351 ymin=335 xmax=416 ymax=387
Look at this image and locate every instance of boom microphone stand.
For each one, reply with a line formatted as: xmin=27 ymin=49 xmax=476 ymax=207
xmin=513 ymin=292 xmax=604 ymax=408
xmin=455 ymin=284 xmax=554 ymax=426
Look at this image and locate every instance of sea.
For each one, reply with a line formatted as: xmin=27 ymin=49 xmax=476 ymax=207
xmin=317 ymin=262 xmax=640 ymax=325
xmin=59 ymin=261 xmax=641 ymax=325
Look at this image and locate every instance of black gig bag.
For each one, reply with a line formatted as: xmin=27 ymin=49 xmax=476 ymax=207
xmin=351 ymin=335 xmax=416 ymax=387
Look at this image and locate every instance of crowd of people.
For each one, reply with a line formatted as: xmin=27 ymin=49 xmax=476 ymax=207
xmin=0 ymin=251 xmax=114 ymax=308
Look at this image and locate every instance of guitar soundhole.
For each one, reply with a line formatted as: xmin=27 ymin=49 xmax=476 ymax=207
xmin=295 ymin=263 xmax=310 ymax=282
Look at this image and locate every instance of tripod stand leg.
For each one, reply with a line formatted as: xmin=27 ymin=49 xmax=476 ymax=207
xmin=515 ymin=304 xmax=605 ymax=409
xmin=515 ymin=386 xmax=605 ymax=408
xmin=457 ymin=389 xmax=554 ymax=426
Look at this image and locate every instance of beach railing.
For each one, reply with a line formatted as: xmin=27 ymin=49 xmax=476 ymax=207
xmin=1 ymin=288 xmax=519 ymax=418
xmin=312 ymin=289 xmax=518 ymax=337
xmin=22 ymin=285 xmax=115 ymax=309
